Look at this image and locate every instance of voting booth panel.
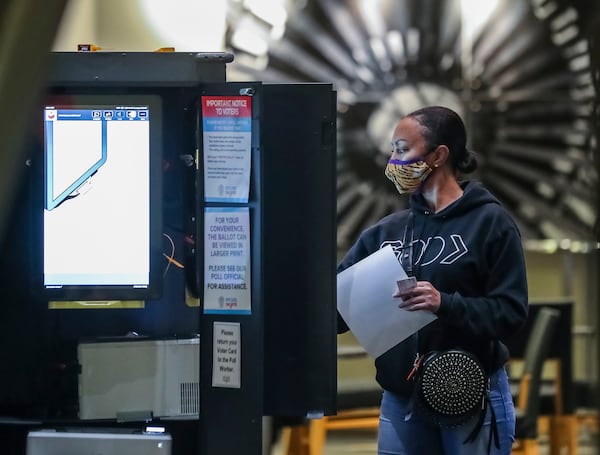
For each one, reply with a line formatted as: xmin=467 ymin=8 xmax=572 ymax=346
xmin=195 ymin=80 xmax=337 ymax=454
xmin=0 ymin=52 xmax=337 ymax=455
xmin=260 ymin=83 xmax=337 ymax=417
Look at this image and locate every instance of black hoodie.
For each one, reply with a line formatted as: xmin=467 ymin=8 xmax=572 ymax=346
xmin=337 ymin=180 xmax=528 ymax=397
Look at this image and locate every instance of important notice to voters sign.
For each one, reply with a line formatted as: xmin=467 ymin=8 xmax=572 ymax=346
xmin=204 ymin=207 xmax=251 ymax=314
xmin=201 ymin=96 xmax=252 ymax=203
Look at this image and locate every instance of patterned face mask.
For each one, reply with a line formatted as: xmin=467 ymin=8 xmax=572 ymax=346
xmin=385 ymin=158 xmax=433 ymax=194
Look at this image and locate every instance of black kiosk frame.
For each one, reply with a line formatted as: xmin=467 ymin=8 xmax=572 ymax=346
xmin=0 ymin=52 xmax=337 ymax=455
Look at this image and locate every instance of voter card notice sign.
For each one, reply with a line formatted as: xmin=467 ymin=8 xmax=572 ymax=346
xmin=204 ymin=207 xmax=251 ymax=314
xmin=201 ymin=96 xmax=252 ymax=203
xmin=212 ymin=321 xmax=241 ymax=388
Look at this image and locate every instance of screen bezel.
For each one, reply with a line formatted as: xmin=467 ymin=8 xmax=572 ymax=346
xmin=33 ymin=93 xmax=163 ymax=302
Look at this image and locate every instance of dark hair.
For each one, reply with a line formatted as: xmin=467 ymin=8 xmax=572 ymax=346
xmin=406 ymin=106 xmax=478 ymax=174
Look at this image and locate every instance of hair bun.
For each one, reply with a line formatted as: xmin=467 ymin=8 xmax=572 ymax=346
xmin=457 ymin=149 xmax=478 ymax=174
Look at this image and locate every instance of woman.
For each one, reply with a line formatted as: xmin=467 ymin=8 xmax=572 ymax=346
xmin=337 ymin=106 xmax=528 ymax=454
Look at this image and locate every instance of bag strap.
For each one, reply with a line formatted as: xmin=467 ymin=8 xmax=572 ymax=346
xmin=400 ymin=211 xmax=415 ymax=276
xmin=463 ymin=341 xmax=501 ymax=452
xmin=462 ymin=389 xmax=500 ymax=452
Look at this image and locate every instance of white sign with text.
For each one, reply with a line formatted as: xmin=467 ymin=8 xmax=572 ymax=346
xmin=204 ymin=207 xmax=251 ymax=314
xmin=212 ymin=321 xmax=241 ymax=388
xmin=201 ymin=96 xmax=252 ymax=203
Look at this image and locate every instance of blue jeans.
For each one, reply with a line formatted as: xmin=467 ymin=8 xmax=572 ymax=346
xmin=378 ymin=367 xmax=515 ymax=455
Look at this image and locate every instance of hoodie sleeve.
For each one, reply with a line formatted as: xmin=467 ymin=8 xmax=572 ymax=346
xmin=436 ymin=225 xmax=528 ymax=340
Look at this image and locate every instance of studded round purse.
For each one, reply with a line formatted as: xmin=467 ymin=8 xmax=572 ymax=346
xmin=413 ymin=349 xmax=487 ymax=427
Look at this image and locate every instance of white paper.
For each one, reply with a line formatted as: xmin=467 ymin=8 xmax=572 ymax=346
xmin=337 ymin=245 xmax=437 ymax=358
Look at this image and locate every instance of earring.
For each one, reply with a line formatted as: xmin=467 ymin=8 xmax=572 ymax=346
xmin=434 ymin=164 xmax=439 ymax=168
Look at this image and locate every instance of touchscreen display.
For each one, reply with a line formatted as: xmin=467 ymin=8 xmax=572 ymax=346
xmin=42 ymin=102 xmax=155 ymax=293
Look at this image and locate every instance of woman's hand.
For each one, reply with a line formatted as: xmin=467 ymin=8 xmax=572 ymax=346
xmin=393 ymin=281 xmax=441 ymax=313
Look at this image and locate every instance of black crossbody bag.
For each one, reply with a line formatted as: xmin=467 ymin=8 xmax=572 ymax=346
xmin=412 ymin=349 xmax=487 ymax=427
xmin=409 ymin=347 xmax=499 ymax=452
xmin=401 ymin=212 xmax=499 ymax=451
